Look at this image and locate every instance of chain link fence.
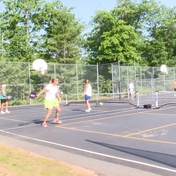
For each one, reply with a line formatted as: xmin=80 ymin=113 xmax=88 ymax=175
xmin=0 ymin=62 xmax=175 ymax=106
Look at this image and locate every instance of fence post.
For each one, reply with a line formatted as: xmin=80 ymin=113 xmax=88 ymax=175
xmin=111 ymin=63 xmax=114 ymax=97
xmin=65 ymin=94 xmax=68 ymax=105
xmin=76 ymin=64 xmax=79 ymax=100
xmin=96 ymin=63 xmax=99 ymax=105
xmin=54 ymin=63 xmax=56 ymax=78
xmin=118 ymin=60 xmax=121 ymax=100
xmin=28 ymin=62 xmax=32 ymax=105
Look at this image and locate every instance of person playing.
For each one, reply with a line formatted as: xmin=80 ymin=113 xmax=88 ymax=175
xmin=0 ymin=84 xmax=10 ymax=114
xmin=173 ymin=80 xmax=176 ymax=96
xmin=128 ymin=80 xmax=134 ymax=101
xmin=82 ymin=79 xmax=92 ymax=112
xmin=36 ymin=78 xmax=62 ymax=127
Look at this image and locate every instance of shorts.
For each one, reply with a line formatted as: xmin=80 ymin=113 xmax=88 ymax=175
xmin=1 ymin=99 xmax=7 ymax=104
xmin=128 ymin=89 xmax=134 ymax=95
xmin=44 ymin=99 xmax=59 ymax=109
xmin=85 ymin=95 xmax=91 ymax=100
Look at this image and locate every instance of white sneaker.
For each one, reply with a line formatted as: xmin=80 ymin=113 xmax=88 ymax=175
xmin=6 ymin=110 xmax=10 ymax=113
xmin=85 ymin=108 xmax=91 ymax=112
xmin=1 ymin=111 xmax=5 ymax=114
xmin=53 ymin=119 xmax=62 ymax=124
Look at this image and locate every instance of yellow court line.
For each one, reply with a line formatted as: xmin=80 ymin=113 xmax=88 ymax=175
xmin=127 ymin=136 xmax=176 ymax=145
xmin=61 ymin=106 xmax=134 ymax=119
xmin=139 ymin=105 xmax=176 ymax=114
xmin=57 ymin=110 xmax=143 ymax=127
xmin=124 ymin=122 xmax=176 ymax=137
xmin=57 ymin=107 xmax=176 ymax=145
xmin=60 ymin=126 xmax=176 ymax=145
xmin=139 ymin=112 xmax=176 ymax=117
xmin=58 ymin=106 xmax=176 ymax=128
xmin=61 ymin=126 xmax=123 ymax=137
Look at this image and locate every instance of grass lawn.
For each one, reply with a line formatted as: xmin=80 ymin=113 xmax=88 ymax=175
xmin=0 ymin=143 xmax=97 ymax=176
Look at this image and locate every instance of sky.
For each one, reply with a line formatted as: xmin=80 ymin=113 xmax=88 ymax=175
xmin=0 ymin=0 xmax=176 ymax=32
xmin=61 ymin=0 xmax=176 ymax=23
xmin=60 ymin=0 xmax=176 ymax=32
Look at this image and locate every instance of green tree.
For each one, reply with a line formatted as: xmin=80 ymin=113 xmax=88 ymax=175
xmin=84 ymin=10 xmax=140 ymax=64
xmin=38 ymin=0 xmax=84 ymax=64
xmin=0 ymin=0 xmax=84 ymax=63
xmin=0 ymin=0 xmax=44 ymax=62
xmin=114 ymin=0 xmax=176 ymax=67
xmin=84 ymin=0 xmax=176 ymax=67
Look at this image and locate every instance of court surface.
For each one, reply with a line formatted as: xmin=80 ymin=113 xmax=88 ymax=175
xmin=0 ymin=97 xmax=176 ymax=176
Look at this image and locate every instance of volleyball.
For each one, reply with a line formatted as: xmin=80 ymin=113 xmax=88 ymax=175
xmin=99 ymin=102 xmax=103 ymax=105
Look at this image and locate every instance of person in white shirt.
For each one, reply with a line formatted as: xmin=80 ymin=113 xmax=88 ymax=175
xmin=128 ymin=80 xmax=134 ymax=101
xmin=82 ymin=79 xmax=92 ymax=112
xmin=36 ymin=78 xmax=62 ymax=127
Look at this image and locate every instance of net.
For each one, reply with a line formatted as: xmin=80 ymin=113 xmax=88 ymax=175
xmin=62 ymin=90 xmax=176 ymax=109
xmin=63 ymin=92 xmax=139 ymax=108
xmin=155 ymin=91 xmax=176 ymax=107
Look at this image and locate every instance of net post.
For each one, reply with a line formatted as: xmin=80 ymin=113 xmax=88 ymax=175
xmin=95 ymin=93 xmax=100 ymax=107
xmin=155 ymin=91 xmax=159 ymax=108
xmin=136 ymin=91 xmax=139 ymax=108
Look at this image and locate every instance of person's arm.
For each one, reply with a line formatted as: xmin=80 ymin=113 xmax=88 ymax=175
xmin=82 ymin=84 xmax=88 ymax=96
xmin=56 ymin=92 xmax=61 ymax=103
xmin=36 ymin=88 xmax=46 ymax=97
xmin=1 ymin=89 xmax=8 ymax=99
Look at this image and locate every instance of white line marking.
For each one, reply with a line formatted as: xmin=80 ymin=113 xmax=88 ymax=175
xmin=1 ymin=130 xmax=176 ymax=174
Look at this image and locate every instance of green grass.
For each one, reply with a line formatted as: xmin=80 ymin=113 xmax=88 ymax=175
xmin=0 ymin=144 xmax=97 ymax=176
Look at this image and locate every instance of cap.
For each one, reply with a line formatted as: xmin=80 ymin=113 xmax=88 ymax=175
xmin=2 ymin=84 xmax=6 ymax=87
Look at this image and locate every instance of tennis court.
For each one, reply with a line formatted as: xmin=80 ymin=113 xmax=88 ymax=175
xmin=0 ymin=95 xmax=176 ymax=176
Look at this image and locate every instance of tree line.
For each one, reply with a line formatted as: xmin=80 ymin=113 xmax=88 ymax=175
xmin=0 ymin=0 xmax=176 ymax=67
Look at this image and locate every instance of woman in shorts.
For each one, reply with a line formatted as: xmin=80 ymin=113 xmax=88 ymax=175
xmin=36 ymin=78 xmax=62 ymax=127
xmin=0 ymin=84 xmax=10 ymax=114
xmin=82 ymin=79 xmax=92 ymax=112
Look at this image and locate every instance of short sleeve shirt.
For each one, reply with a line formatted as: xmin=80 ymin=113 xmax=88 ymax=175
xmin=45 ymin=84 xmax=58 ymax=100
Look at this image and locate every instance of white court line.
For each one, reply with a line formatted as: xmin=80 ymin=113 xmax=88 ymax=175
xmin=0 ymin=130 xmax=176 ymax=174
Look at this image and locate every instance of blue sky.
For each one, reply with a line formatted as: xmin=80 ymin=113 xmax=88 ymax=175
xmin=0 ymin=1 xmax=175 ymax=23
xmin=61 ymin=0 xmax=176 ymax=23
xmin=0 ymin=0 xmax=175 ymax=32
xmin=60 ymin=0 xmax=176 ymax=32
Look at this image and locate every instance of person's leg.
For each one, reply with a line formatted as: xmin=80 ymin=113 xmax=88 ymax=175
xmin=42 ymin=99 xmax=53 ymax=127
xmin=85 ymin=98 xmax=91 ymax=112
xmin=5 ymin=101 xmax=10 ymax=113
xmin=53 ymin=106 xmax=62 ymax=123
xmin=52 ymin=99 xmax=62 ymax=123
xmin=174 ymin=89 xmax=176 ymax=96
xmin=86 ymin=99 xmax=90 ymax=109
xmin=42 ymin=108 xmax=52 ymax=127
xmin=128 ymin=91 xmax=130 ymax=100
xmin=1 ymin=101 xmax=5 ymax=114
